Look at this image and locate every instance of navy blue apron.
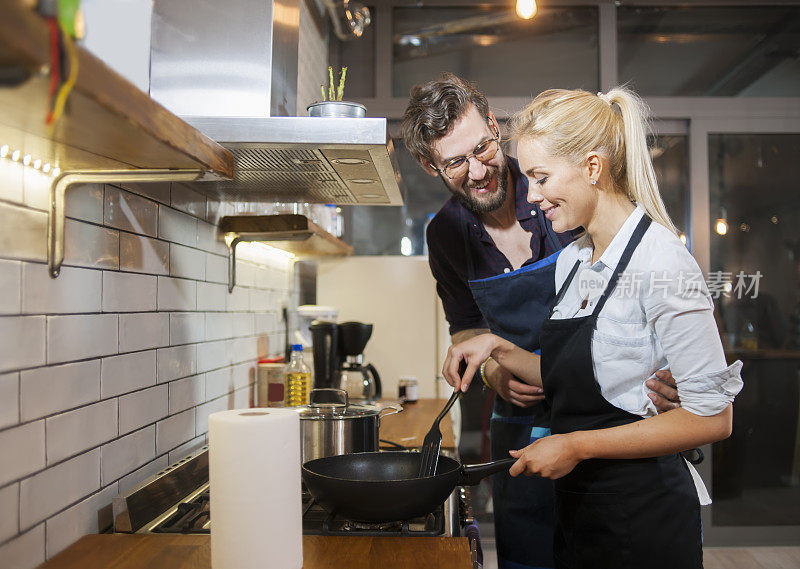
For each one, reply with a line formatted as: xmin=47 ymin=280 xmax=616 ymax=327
xmin=541 ymin=216 xmax=702 ymax=568
xmin=465 ymin=211 xmax=564 ymax=569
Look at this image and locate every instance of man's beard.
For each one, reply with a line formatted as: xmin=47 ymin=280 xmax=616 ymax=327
xmin=447 ymin=160 xmax=509 ymax=216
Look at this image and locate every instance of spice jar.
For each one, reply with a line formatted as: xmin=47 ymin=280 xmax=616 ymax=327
xmin=398 ymin=376 xmax=419 ymax=403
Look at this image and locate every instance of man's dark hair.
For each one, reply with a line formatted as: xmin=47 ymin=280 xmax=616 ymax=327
xmin=401 ymin=73 xmax=490 ymax=166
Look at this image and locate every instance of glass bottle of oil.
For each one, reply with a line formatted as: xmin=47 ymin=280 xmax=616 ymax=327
xmin=284 ymin=344 xmax=312 ymax=406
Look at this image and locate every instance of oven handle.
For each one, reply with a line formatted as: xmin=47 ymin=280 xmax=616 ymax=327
xmin=464 ymin=520 xmax=482 ymax=569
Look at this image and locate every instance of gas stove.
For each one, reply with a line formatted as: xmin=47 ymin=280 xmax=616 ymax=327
xmin=113 ymin=446 xmax=474 ymax=541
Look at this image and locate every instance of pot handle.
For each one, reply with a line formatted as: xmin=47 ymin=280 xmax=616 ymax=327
xmin=459 ymin=458 xmax=517 ymax=486
xmin=378 ymin=404 xmax=403 ymax=419
xmin=309 ymin=388 xmax=349 ymax=410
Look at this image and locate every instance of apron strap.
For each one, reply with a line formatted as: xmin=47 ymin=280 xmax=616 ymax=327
xmin=550 ymin=260 xmax=581 ymax=317
xmin=591 ymin=215 xmax=652 ymax=317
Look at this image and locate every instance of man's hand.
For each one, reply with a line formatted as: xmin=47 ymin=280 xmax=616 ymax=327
xmin=486 ymin=359 xmax=544 ymax=407
xmin=442 ymin=333 xmax=501 ymax=392
xmin=646 ymin=369 xmax=681 ymax=413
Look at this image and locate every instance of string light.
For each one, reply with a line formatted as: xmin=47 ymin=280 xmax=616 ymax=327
xmin=1 ymin=145 xmax=59 ymax=177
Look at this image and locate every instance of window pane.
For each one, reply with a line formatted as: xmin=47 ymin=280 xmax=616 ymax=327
xmin=393 ymin=6 xmax=599 ymax=98
xmin=709 ymin=133 xmax=800 ymax=526
xmin=329 ymin=6 xmax=376 ymax=99
xmin=618 ymin=6 xmax=800 ymax=97
xmin=651 ymin=135 xmax=689 ymax=240
xmin=344 ymin=130 xmax=689 ymax=256
xmin=341 ymin=132 xmax=451 ymax=256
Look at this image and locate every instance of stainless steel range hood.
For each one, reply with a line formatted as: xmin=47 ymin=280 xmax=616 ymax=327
xmin=149 ymin=0 xmax=403 ymax=205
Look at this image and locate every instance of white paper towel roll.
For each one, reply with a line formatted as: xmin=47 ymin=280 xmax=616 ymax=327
xmin=209 ymin=408 xmax=302 ymax=569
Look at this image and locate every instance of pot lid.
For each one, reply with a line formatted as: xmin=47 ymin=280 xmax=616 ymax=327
xmin=295 ymin=402 xmax=381 ymax=420
xmin=295 ymin=388 xmax=381 ymax=419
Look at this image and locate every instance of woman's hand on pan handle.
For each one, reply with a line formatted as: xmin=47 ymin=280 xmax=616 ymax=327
xmin=442 ymin=333 xmax=503 ymax=392
xmin=508 ymin=434 xmax=583 ymax=479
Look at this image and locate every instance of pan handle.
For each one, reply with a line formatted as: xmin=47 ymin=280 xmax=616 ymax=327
xmin=459 ymin=458 xmax=517 ymax=486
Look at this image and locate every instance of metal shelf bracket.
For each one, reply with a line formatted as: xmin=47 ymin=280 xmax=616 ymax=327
xmin=48 ymin=168 xmax=205 ymax=278
xmin=226 ymin=236 xmax=245 ymax=293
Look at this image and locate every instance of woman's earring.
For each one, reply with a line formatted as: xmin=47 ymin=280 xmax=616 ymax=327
xmin=590 ymin=179 xmax=597 ymax=185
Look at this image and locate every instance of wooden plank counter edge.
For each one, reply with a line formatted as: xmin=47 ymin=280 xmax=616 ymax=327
xmin=38 ymin=534 xmax=474 ymax=569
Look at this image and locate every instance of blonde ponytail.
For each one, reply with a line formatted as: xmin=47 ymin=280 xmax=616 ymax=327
xmin=605 ymin=88 xmax=676 ymax=234
xmin=510 ymin=86 xmax=677 ymax=235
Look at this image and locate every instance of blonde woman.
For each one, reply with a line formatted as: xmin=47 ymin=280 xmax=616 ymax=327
xmin=442 ymin=87 xmax=743 ymax=568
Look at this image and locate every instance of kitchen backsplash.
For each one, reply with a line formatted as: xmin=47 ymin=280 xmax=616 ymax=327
xmin=0 ymin=171 xmax=295 ymax=568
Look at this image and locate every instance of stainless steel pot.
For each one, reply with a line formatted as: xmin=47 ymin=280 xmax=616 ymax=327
xmin=296 ymin=388 xmax=402 ymax=464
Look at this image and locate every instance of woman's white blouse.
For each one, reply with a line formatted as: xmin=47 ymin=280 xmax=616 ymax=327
xmin=551 ymin=206 xmax=743 ymax=505
xmin=552 ymin=206 xmax=743 ymax=418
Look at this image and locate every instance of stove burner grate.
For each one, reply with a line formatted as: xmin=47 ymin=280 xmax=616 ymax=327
xmin=150 ymin=490 xmax=448 ymax=537
xmin=302 ymin=496 xmax=445 ymax=537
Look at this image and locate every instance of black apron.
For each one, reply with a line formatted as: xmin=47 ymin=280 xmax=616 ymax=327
xmin=466 ymin=212 xmax=564 ymax=569
xmin=540 ymin=215 xmax=703 ymax=569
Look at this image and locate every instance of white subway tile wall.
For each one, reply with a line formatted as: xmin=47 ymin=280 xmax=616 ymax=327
xmin=0 ymin=372 xmax=19 ymax=429
xmin=0 ymin=482 xmax=19 ymax=543
xmin=63 ymin=218 xmax=120 ymax=270
xmin=117 ymin=455 xmax=170 ymax=497
xmin=63 ymin=184 xmax=104 ymax=224
xmin=0 ymin=181 xmax=293 ymax=568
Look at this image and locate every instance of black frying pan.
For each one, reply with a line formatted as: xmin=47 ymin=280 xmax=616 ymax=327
xmin=302 ymin=451 xmax=516 ymax=522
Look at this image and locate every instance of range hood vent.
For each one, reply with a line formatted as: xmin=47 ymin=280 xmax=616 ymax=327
xmin=149 ymin=0 xmax=403 ymax=205
xmin=178 ymin=116 xmax=403 ymax=205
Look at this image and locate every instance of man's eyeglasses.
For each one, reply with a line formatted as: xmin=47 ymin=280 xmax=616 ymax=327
xmin=430 ymin=120 xmax=501 ymax=180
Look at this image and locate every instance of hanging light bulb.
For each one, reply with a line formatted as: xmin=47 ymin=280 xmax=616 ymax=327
xmin=400 ymin=236 xmax=413 ymax=256
xmin=516 ymin=0 xmax=537 ymax=20
xmin=715 ymin=207 xmax=728 ymax=236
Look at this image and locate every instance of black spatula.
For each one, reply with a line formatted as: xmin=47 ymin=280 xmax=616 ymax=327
xmin=417 ymin=389 xmax=461 ymax=478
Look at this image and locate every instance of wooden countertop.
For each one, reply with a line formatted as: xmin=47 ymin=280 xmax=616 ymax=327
xmin=378 ymin=398 xmax=456 ymax=451
xmin=38 ymin=534 xmax=473 ymax=569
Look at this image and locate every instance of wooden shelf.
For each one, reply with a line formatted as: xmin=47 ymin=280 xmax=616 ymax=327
xmin=219 ymin=214 xmax=354 ymax=258
xmin=219 ymin=214 xmax=353 ymax=291
xmin=0 ymin=2 xmax=234 ymax=178
xmin=0 ymin=2 xmax=234 ymax=278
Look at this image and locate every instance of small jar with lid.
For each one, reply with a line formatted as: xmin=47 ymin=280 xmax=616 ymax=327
xmin=398 ymin=376 xmax=419 ymax=403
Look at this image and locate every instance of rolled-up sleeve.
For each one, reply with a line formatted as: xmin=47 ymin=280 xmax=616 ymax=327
xmin=640 ymin=240 xmax=743 ymax=416
xmin=677 ymin=360 xmax=744 ymax=416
